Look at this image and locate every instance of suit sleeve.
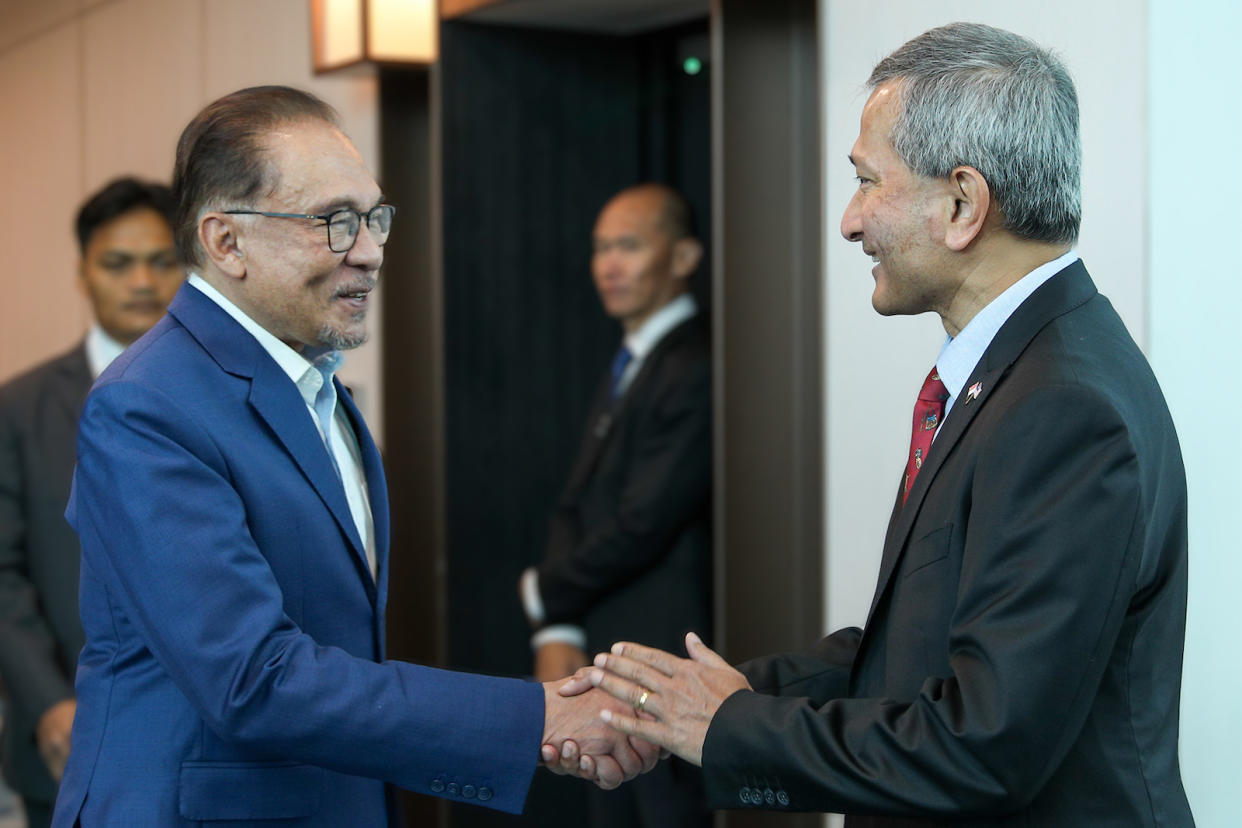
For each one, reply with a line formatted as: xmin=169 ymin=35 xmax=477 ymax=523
xmin=701 ymin=383 xmax=1147 ymax=816
xmin=0 ymin=389 xmax=74 ymax=722
xmin=536 ymin=358 xmax=710 ymax=624
xmin=738 ymin=627 xmax=861 ymax=703
xmin=70 ymin=380 xmax=543 ymax=813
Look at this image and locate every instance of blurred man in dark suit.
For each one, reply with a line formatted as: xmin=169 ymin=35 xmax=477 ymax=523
xmin=0 ymin=177 xmax=182 ymax=828
xmin=520 ymin=183 xmax=713 ymax=828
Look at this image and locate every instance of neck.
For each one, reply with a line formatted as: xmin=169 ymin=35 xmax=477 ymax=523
xmin=939 ymin=238 xmax=1070 ymax=337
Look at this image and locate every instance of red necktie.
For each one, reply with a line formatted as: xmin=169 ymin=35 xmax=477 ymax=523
xmin=903 ymin=367 xmax=949 ymax=503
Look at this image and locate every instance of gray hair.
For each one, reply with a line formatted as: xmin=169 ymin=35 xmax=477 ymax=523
xmin=869 ymin=22 xmax=1081 ymax=244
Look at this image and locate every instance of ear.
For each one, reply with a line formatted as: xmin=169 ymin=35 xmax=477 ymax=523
xmin=198 ymin=214 xmax=247 ymax=279
xmin=670 ymin=237 xmax=704 ymax=280
xmin=943 ymin=166 xmax=991 ymax=252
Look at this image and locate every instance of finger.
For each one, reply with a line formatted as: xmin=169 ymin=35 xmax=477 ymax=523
xmin=577 ymin=752 xmax=596 ymax=781
xmin=591 ymin=755 xmax=624 ymax=791
xmin=540 ymin=744 xmax=562 ymax=768
xmin=592 ymin=653 xmax=666 ymax=699
xmin=627 ymin=735 xmax=662 ymax=774
xmin=684 ymin=632 xmax=732 ymax=669
xmin=608 ymin=641 xmax=684 ymax=677
xmin=557 ymin=671 xmax=594 ymax=697
xmin=589 ymin=669 xmax=662 ymax=719
xmin=607 ymin=734 xmax=646 ymax=780
xmin=556 ymin=739 xmax=581 ymax=776
xmin=599 ymin=707 xmax=674 ymax=754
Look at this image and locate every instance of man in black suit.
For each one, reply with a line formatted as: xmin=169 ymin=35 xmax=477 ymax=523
xmin=520 ymin=183 xmax=713 ymax=828
xmin=573 ymin=23 xmax=1194 ymax=827
xmin=0 ymin=177 xmax=182 ymax=828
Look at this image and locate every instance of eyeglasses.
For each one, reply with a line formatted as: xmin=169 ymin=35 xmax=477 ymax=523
xmin=223 ymin=204 xmax=396 ymax=253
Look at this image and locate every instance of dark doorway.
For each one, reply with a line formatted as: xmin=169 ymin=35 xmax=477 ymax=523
xmin=437 ymin=16 xmax=711 ymax=828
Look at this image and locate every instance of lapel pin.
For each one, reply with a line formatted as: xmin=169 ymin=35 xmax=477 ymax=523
xmin=965 ymin=381 xmax=983 ymax=404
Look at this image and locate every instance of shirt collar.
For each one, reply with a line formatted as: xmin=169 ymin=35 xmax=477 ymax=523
xmin=623 ymin=293 xmax=698 ymax=360
xmin=187 ymin=273 xmax=342 ymax=407
xmin=936 ymin=249 xmax=1079 ymax=404
xmin=85 ymin=323 xmax=128 ymax=379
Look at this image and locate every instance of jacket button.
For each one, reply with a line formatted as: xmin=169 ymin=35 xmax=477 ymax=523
xmin=739 ymin=787 xmax=751 ymax=804
xmin=447 ymin=782 xmax=459 ymax=796
xmin=777 ymin=790 xmax=790 ymax=807
xmin=430 ymin=779 xmax=445 ymax=793
xmin=462 ymin=784 xmax=477 ymax=799
xmin=764 ymin=788 xmax=775 ymax=805
xmin=478 ymin=786 xmax=493 ymax=801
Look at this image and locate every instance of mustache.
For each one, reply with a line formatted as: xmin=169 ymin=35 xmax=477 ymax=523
xmin=333 ymin=278 xmax=377 ymax=296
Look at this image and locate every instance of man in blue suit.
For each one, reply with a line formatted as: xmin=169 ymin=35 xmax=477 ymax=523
xmin=55 ymin=86 xmax=650 ymax=827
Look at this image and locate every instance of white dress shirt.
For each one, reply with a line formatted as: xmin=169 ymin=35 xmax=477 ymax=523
xmin=85 ymin=324 xmax=127 ymax=380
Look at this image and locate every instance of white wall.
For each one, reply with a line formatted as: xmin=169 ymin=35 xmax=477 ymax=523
xmin=0 ymin=0 xmax=384 ymax=434
xmin=1148 ymin=2 xmax=1242 ymax=826
xmin=820 ymin=1 xmax=1236 ymax=824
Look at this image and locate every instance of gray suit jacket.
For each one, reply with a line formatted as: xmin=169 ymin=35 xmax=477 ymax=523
xmin=0 ymin=344 xmax=91 ymax=804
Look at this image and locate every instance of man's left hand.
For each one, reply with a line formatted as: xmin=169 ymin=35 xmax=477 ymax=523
xmin=569 ymin=632 xmax=751 ymax=767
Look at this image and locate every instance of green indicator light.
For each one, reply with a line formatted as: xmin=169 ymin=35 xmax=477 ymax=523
xmin=683 ymin=56 xmax=702 ymax=75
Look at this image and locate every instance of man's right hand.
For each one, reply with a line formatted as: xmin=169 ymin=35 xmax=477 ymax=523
xmin=540 ymin=682 xmax=660 ymax=789
xmin=35 ymin=698 xmax=76 ymax=781
xmin=535 ymin=642 xmax=589 ymax=682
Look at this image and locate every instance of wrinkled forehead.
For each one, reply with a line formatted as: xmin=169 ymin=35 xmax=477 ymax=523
xmin=259 ymin=120 xmax=380 ymax=209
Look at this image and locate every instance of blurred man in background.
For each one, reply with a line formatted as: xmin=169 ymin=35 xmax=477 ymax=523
xmin=520 ymin=183 xmax=713 ymax=828
xmin=0 ymin=177 xmax=182 ymax=828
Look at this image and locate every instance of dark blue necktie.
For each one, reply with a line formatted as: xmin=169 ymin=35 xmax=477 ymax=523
xmin=609 ymin=346 xmax=633 ymax=399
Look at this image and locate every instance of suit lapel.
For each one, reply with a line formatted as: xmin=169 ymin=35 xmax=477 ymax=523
xmin=865 ymin=261 xmax=1098 ymax=627
xmin=563 ymin=318 xmax=698 ymax=497
xmin=337 ymin=380 xmax=388 ymax=611
xmin=51 ymin=343 xmax=93 ymax=422
xmin=168 ymin=285 xmax=373 ymax=594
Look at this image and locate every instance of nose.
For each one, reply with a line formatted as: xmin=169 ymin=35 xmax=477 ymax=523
xmin=345 ymin=221 xmax=384 ymax=271
xmin=840 ymin=190 xmax=863 ymax=243
xmin=129 ymin=262 xmax=158 ymax=292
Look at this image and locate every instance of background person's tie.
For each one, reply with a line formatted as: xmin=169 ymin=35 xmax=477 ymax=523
xmin=609 ymin=345 xmax=633 ymax=400
xmin=902 ymin=366 xmax=949 ymax=504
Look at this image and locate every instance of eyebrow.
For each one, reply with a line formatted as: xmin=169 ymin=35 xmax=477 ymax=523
xmin=306 ymin=195 xmax=387 ymax=214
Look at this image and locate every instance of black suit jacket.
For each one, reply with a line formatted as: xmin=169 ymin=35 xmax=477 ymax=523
xmin=536 ymin=316 xmax=712 ymax=656
xmin=0 ymin=344 xmax=91 ymax=803
xmin=702 ymin=262 xmax=1193 ymax=826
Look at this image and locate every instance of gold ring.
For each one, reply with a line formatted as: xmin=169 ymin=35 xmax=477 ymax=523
xmin=636 ymin=690 xmax=649 ymax=713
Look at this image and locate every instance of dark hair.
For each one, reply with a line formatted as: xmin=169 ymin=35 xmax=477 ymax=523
xmin=172 ymin=85 xmax=341 ymax=267
xmin=75 ymin=177 xmax=175 ymax=254
xmin=868 ymin=22 xmax=1081 ymax=244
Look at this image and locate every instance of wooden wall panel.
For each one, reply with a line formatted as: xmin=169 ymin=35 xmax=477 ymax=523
xmin=80 ymin=0 xmax=203 ymax=191
xmin=0 ymin=22 xmax=86 ymax=379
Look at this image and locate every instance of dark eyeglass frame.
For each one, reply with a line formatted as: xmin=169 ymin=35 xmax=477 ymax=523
xmin=223 ymin=204 xmax=396 ymax=253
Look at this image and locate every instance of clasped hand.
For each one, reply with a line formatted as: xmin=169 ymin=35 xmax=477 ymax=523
xmin=541 ymin=632 xmax=750 ymax=781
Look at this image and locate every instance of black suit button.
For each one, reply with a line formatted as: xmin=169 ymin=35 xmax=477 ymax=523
xmin=430 ymin=779 xmax=445 ymax=793
xmin=739 ymin=788 xmax=751 ymax=804
xmin=447 ymin=782 xmax=459 ymax=796
xmin=478 ymin=786 xmax=493 ymax=801
xmin=764 ymin=788 xmax=775 ymax=805
xmin=462 ymin=785 xmax=477 ymax=799
xmin=777 ymin=790 xmax=789 ymax=807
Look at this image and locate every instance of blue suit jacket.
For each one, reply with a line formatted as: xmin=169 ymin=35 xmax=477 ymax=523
xmin=56 ymin=284 xmax=543 ymax=826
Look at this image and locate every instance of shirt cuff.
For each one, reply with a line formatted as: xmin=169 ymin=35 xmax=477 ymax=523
xmin=520 ymin=567 xmax=545 ymax=626
xmin=531 ymin=624 xmax=587 ymax=652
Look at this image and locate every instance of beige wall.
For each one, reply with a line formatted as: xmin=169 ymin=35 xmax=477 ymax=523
xmin=0 ymin=0 xmax=384 ymax=434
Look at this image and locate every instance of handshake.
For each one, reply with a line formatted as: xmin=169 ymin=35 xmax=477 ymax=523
xmin=537 ymin=632 xmax=752 ymax=789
